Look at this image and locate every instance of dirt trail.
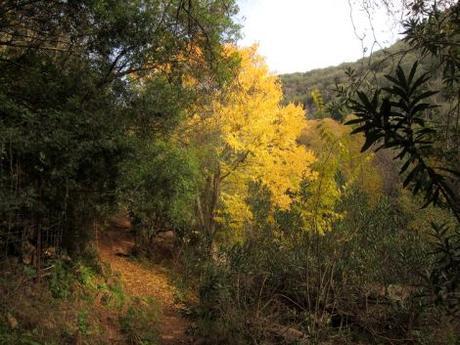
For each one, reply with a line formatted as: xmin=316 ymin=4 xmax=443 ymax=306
xmin=98 ymin=219 xmax=192 ymax=345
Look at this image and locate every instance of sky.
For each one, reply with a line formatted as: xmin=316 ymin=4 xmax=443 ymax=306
xmin=236 ymin=0 xmax=403 ymax=74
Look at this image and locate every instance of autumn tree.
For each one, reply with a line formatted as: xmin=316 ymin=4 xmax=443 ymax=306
xmin=179 ymin=46 xmax=315 ymax=245
xmin=295 ymin=118 xmax=382 ymax=234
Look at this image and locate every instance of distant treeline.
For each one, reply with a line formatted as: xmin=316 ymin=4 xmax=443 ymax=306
xmin=279 ymin=41 xmax=445 ymax=120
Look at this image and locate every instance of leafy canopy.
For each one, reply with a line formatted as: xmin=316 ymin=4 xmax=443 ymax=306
xmin=180 ymin=45 xmax=316 ymax=234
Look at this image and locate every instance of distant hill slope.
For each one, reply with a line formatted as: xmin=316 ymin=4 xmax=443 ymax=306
xmin=279 ymin=41 xmax=427 ymax=118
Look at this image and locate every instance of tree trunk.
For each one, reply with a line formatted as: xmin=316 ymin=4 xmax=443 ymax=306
xmin=198 ymin=166 xmax=221 ymax=253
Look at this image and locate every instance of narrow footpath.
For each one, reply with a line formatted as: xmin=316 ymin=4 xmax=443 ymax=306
xmin=98 ymin=219 xmax=192 ymax=345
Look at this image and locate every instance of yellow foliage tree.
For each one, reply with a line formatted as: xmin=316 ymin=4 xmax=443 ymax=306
xmin=179 ymin=45 xmax=315 ymax=243
xmin=297 ymin=118 xmax=383 ymax=233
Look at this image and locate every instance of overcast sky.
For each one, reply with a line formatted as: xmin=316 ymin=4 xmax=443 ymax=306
xmin=236 ymin=0 xmax=403 ymax=74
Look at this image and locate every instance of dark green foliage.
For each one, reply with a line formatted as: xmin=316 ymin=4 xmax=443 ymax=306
xmin=343 ymin=53 xmax=460 ymax=318
xmin=0 ymin=0 xmax=240 ymax=81
xmin=402 ymin=1 xmax=460 ymax=87
xmin=49 ymin=260 xmax=74 ymax=299
xmin=0 ymin=0 xmax=240 ymax=257
xmin=192 ymin=187 xmax=435 ymax=344
xmin=119 ymin=140 xmax=200 ymax=235
xmin=345 ymin=1 xmax=460 ymax=317
xmin=0 ymin=51 xmax=126 ymax=254
xmin=346 ymin=62 xmax=459 ymax=217
xmin=346 ymin=62 xmax=460 ymax=316
xmin=427 ymin=222 xmax=460 ymax=315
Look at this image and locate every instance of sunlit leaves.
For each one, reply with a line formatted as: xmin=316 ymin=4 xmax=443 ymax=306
xmin=298 ymin=118 xmax=382 ymax=233
xmin=181 ymin=45 xmax=316 ymax=234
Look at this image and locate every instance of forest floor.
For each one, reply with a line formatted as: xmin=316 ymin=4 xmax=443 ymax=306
xmin=98 ymin=218 xmax=192 ymax=345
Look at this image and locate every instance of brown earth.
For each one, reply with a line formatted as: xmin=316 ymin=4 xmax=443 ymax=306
xmin=98 ymin=218 xmax=192 ymax=345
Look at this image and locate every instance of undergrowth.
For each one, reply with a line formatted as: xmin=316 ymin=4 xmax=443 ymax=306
xmin=119 ymin=297 xmax=160 ymax=345
xmin=0 ymin=251 xmax=160 ymax=345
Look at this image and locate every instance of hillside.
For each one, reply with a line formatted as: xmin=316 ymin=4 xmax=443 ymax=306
xmin=279 ymin=40 xmax=424 ymax=117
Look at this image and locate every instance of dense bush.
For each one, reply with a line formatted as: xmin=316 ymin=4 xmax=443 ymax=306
xmin=191 ymin=187 xmax=457 ymax=344
xmin=118 ymin=139 xmax=201 ymax=252
xmin=0 ymin=0 xmax=240 ymax=258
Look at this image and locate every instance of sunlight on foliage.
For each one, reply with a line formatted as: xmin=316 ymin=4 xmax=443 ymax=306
xmin=179 ymin=45 xmax=315 ymax=239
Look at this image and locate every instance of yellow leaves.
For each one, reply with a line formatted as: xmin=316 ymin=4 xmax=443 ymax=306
xmin=261 ymin=145 xmax=315 ymax=209
xmin=213 ymin=47 xmax=314 ymax=212
xmin=180 ymin=45 xmax=316 ymax=234
xmin=295 ymin=117 xmax=385 ymax=233
xmin=310 ymin=88 xmax=325 ymax=116
xmin=300 ymin=118 xmax=383 ymax=198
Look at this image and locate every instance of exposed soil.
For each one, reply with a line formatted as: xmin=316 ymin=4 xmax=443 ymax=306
xmin=98 ymin=218 xmax=192 ymax=345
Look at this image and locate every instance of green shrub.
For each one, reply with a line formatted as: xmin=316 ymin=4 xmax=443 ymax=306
xmin=119 ymin=139 xmax=200 ymax=254
xmin=49 ymin=260 xmax=74 ymax=299
xmin=119 ymin=297 xmax=160 ymax=345
xmin=191 ymin=188 xmax=448 ymax=344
